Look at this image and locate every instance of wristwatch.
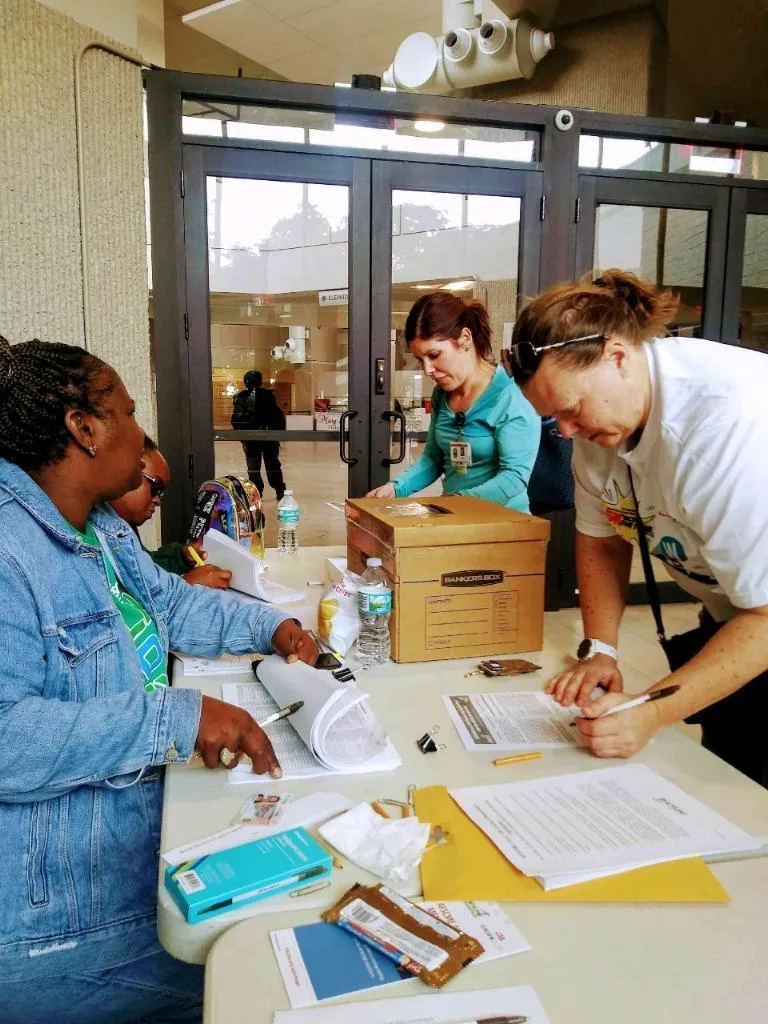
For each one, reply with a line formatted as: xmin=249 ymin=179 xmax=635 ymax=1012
xmin=577 ymin=638 xmax=617 ymax=662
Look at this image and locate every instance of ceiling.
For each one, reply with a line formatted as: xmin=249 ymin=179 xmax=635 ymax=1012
xmin=167 ymin=0 xmax=768 ymax=126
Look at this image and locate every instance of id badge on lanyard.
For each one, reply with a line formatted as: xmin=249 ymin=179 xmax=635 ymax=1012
xmin=450 ymin=411 xmax=472 ymax=475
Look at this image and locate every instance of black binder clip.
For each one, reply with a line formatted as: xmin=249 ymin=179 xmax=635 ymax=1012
xmin=332 ymin=667 xmax=355 ymax=683
xmin=416 ymin=725 xmax=445 ymax=754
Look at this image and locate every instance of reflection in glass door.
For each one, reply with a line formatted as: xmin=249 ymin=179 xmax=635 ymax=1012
xmin=737 ymin=213 xmax=768 ymax=352
xmin=206 ymin=175 xmax=351 ymax=546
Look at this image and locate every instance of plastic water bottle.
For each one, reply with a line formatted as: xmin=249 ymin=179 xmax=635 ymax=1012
xmin=356 ymin=557 xmax=392 ymax=668
xmin=276 ymin=490 xmax=300 ymax=554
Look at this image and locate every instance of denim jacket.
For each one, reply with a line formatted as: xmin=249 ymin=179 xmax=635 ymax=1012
xmin=0 ymin=459 xmax=289 ymax=978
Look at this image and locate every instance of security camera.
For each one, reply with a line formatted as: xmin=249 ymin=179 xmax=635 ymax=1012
xmin=554 ymin=109 xmax=575 ymax=132
xmin=443 ymin=26 xmax=472 ymax=62
xmin=478 ymin=20 xmax=508 ymax=56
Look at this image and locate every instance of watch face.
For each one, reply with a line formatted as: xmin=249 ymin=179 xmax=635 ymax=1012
xmin=577 ymin=639 xmax=591 ymax=660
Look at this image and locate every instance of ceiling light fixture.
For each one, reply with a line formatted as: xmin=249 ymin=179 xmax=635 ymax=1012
xmin=414 ymin=119 xmax=446 ymax=133
xmin=441 ymin=279 xmax=475 ymax=290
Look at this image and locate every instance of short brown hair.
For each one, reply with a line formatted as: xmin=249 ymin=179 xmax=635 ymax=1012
xmin=511 ymin=269 xmax=680 ymax=377
xmin=405 ymin=292 xmax=494 ymax=363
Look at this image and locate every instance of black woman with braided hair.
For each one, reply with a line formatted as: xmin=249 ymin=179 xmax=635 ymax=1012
xmin=0 ymin=336 xmax=317 ymax=1024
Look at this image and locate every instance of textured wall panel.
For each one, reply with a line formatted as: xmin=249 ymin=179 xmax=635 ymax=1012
xmin=0 ymin=0 xmax=155 ymax=440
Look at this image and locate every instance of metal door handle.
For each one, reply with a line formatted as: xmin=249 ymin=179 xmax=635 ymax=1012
xmin=382 ymin=409 xmax=406 ymax=465
xmin=339 ymin=410 xmax=358 ymax=465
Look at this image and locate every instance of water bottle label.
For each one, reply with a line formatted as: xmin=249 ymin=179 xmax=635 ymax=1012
xmin=277 ymin=510 xmax=300 ymax=524
xmin=359 ymin=591 xmax=392 ymax=615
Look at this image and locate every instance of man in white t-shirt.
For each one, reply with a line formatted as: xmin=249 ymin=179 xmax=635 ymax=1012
xmin=504 ymin=270 xmax=768 ymax=786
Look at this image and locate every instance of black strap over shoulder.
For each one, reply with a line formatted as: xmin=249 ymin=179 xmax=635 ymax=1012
xmin=627 ymin=467 xmax=667 ymax=644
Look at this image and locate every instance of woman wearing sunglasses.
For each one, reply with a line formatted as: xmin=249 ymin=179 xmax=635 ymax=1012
xmin=505 ymin=269 xmax=768 ymax=787
xmin=110 ymin=437 xmax=232 ymax=589
xmin=367 ymin=291 xmax=540 ymax=511
xmin=0 ymin=336 xmax=317 ymax=1023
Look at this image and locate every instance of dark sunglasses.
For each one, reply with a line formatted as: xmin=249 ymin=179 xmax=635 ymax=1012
xmin=142 ymin=471 xmax=166 ymax=500
xmin=501 ymin=332 xmax=606 ymax=381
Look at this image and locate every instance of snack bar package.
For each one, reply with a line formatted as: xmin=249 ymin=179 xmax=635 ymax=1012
xmin=322 ymin=882 xmax=484 ymax=987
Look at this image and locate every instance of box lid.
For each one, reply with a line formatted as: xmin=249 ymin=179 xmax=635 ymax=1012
xmin=345 ymin=496 xmax=550 ymax=549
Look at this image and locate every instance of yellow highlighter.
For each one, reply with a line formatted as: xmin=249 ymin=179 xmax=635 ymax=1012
xmin=493 ymin=751 xmax=544 ymax=767
xmin=186 ymin=545 xmax=205 ymax=568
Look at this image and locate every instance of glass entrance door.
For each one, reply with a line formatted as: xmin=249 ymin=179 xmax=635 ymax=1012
xmin=575 ymin=177 xmax=730 ymax=340
xmin=182 ymin=146 xmax=370 ymax=547
xmin=722 ymin=189 xmax=768 ymax=351
xmin=370 ymin=161 xmax=543 ymax=493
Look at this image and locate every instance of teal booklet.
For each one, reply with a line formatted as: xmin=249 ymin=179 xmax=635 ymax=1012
xmin=165 ymin=827 xmax=332 ymax=924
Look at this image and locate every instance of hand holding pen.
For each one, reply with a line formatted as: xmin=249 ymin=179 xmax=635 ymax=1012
xmin=573 ymin=685 xmax=680 ymax=761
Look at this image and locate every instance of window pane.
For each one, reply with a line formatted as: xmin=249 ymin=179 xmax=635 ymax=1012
xmin=580 ymin=133 xmax=768 ymax=182
xmin=594 ymin=204 xmax=708 ymax=335
xmin=737 ymin=214 xmax=768 ymax=352
xmin=182 ymin=99 xmax=539 ymax=163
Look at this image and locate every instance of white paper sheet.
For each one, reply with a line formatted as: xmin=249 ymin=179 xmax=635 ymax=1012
xmin=450 ymin=763 xmax=760 ymax=889
xmin=161 ymin=792 xmax=354 ymax=866
xmin=171 ymin=651 xmax=256 ymax=676
xmin=221 ymin=657 xmax=400 ymax=782
xmin=272 ymin=985 xmax=550 ymax=1024
xmin=271 ymin=902 xmax=530 ymax=1009
xmin=444 ymin=691 xmax=584 ymax=750
xmin=202 ymin=530 xmax=305 ymax=603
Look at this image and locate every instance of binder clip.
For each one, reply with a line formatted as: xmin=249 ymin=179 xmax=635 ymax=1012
xmin=416 ymin=726 xmax=445 ymax=754
xmin=332 ymin=667 xmax=355 ymax=683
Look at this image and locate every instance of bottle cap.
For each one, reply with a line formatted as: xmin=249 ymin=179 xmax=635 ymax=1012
xmin=367 ymin=557 xmax=382 ymax=567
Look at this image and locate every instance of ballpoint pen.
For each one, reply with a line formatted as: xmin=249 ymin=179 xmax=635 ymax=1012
xmin=257 ymin=701 xmax=304 ymax=728
xmin=185 ymin=545 xmax=206 ymax=568
xmin=598 ymin=683 xmax=680 ymax=718
xmin=451 ymin=1016 xmax=528 ymax=1024
xmin=493 ymin=751 xmax=544 ymax=767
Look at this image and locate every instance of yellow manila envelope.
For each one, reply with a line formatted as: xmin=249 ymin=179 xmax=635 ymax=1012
xmin=415 ymin=785 xmax=730 ymax=904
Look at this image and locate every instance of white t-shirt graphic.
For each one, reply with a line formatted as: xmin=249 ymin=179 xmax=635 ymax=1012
xmin=573 ymin=337 xmax=768 ymax=622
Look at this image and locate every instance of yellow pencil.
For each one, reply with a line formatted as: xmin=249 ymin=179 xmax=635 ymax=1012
xmin=493 ymin=751 xmax=544 ymax=767
xmin=186 ymin=545 xmax=205 ymax=567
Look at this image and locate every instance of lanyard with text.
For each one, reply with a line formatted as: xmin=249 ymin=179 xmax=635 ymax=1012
xmin=449 ymin=410 xmax=472 ymax=475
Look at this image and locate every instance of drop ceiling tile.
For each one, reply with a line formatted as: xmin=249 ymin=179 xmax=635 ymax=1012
xmin=254 ymin=0 xmax=337 ymax=17
xmin=227 ymin=20 xmax=321 ymax=61
xmin=183 ymin=0 xmax=278 ymax=32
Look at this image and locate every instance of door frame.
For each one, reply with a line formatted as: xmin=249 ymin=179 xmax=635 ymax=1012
xmin=369 ymin=160 xmax=544 ymax=490
xmin=722 ymin=187 xmax=768 ymax=343
xmin=180 ymin=144 xmax=373 ymax=524
xmin=575 ymin=176 xmax=731 ymax=341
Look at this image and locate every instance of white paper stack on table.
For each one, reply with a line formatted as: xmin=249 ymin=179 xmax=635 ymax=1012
xmin=450 ymin=763 xmax=761 ymax=890
xmin=202 ymin=529 xmax=305 ymax=604
xmin=222 ymin=655 xmax=401 ymax=782
xmin=444 ymin=691 xmax=586 ymax=750
xmin=272 ymin=985 xmax=551 ymax=1024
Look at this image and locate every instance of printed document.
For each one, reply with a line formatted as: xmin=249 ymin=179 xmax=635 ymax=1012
xmin=272 ymin=985 xmax=551 ymax=1024
xmin=444 ymin=691 xmax=584 ymax=750
xmin=202 ymin=529 xmax=305 ymax=603
xmin=271 ymin=901 xmax=530 ymax=1008
xmin=450 ymin=763 xmax=759 ymax=889
xmin=222 ymin=655 xmax=401 ymax=782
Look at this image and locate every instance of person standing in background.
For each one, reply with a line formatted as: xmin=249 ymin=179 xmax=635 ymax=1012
xmin=368 ymin=292 xmax=539 ymax=512
xmin=231 ymin=370 xmax=286 ymax=500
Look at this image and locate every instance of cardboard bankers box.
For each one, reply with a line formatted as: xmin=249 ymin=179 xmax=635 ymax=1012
xmin=345 ymin=496 xmax=550 ymax=663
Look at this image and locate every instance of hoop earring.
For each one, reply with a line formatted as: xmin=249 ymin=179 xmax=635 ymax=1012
xmin=87 ymin=445 xmax=98 ymax=458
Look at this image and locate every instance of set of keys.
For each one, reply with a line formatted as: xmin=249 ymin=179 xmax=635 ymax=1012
xmin=464 ymin=658 xmax=542 ymax=679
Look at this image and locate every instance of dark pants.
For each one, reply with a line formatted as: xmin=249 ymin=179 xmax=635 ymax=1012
xmin=242 ymin=442 xmax=285 ymax=499
xmin=666 ymin=609 xmax=768 ymax=788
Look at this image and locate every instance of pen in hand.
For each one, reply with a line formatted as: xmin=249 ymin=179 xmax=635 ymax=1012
xmin=257 ymin=701 xmax=304 ymax=729
xmin=597 ymin=684 xmax=680 ymax=719
xmin=185 ymin=545 xmax=206 ymax=568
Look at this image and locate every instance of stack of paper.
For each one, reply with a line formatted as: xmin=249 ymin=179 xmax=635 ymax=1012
xmin=450 ymin=764 xmax=760 ymax=890
xmin=223 ymin=655 xmax=401 ymax=782
xmin=270 ymin=901 xmax=530 ymax=1008
xmin=444 ymin=691 xmax=585 ymax=750
xmin=272 ymin=985 xmax=551 ymax=1024
xmin=202 ymin=529 xmax=305 ymax=603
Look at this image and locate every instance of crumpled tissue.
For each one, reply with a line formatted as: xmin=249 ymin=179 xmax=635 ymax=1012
xmin=318 ymin=802 xmax=430 ymax=882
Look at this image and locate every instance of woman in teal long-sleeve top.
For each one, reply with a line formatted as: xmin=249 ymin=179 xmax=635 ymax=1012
xmin=369 ymin=292 xmax=540 ymax=512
